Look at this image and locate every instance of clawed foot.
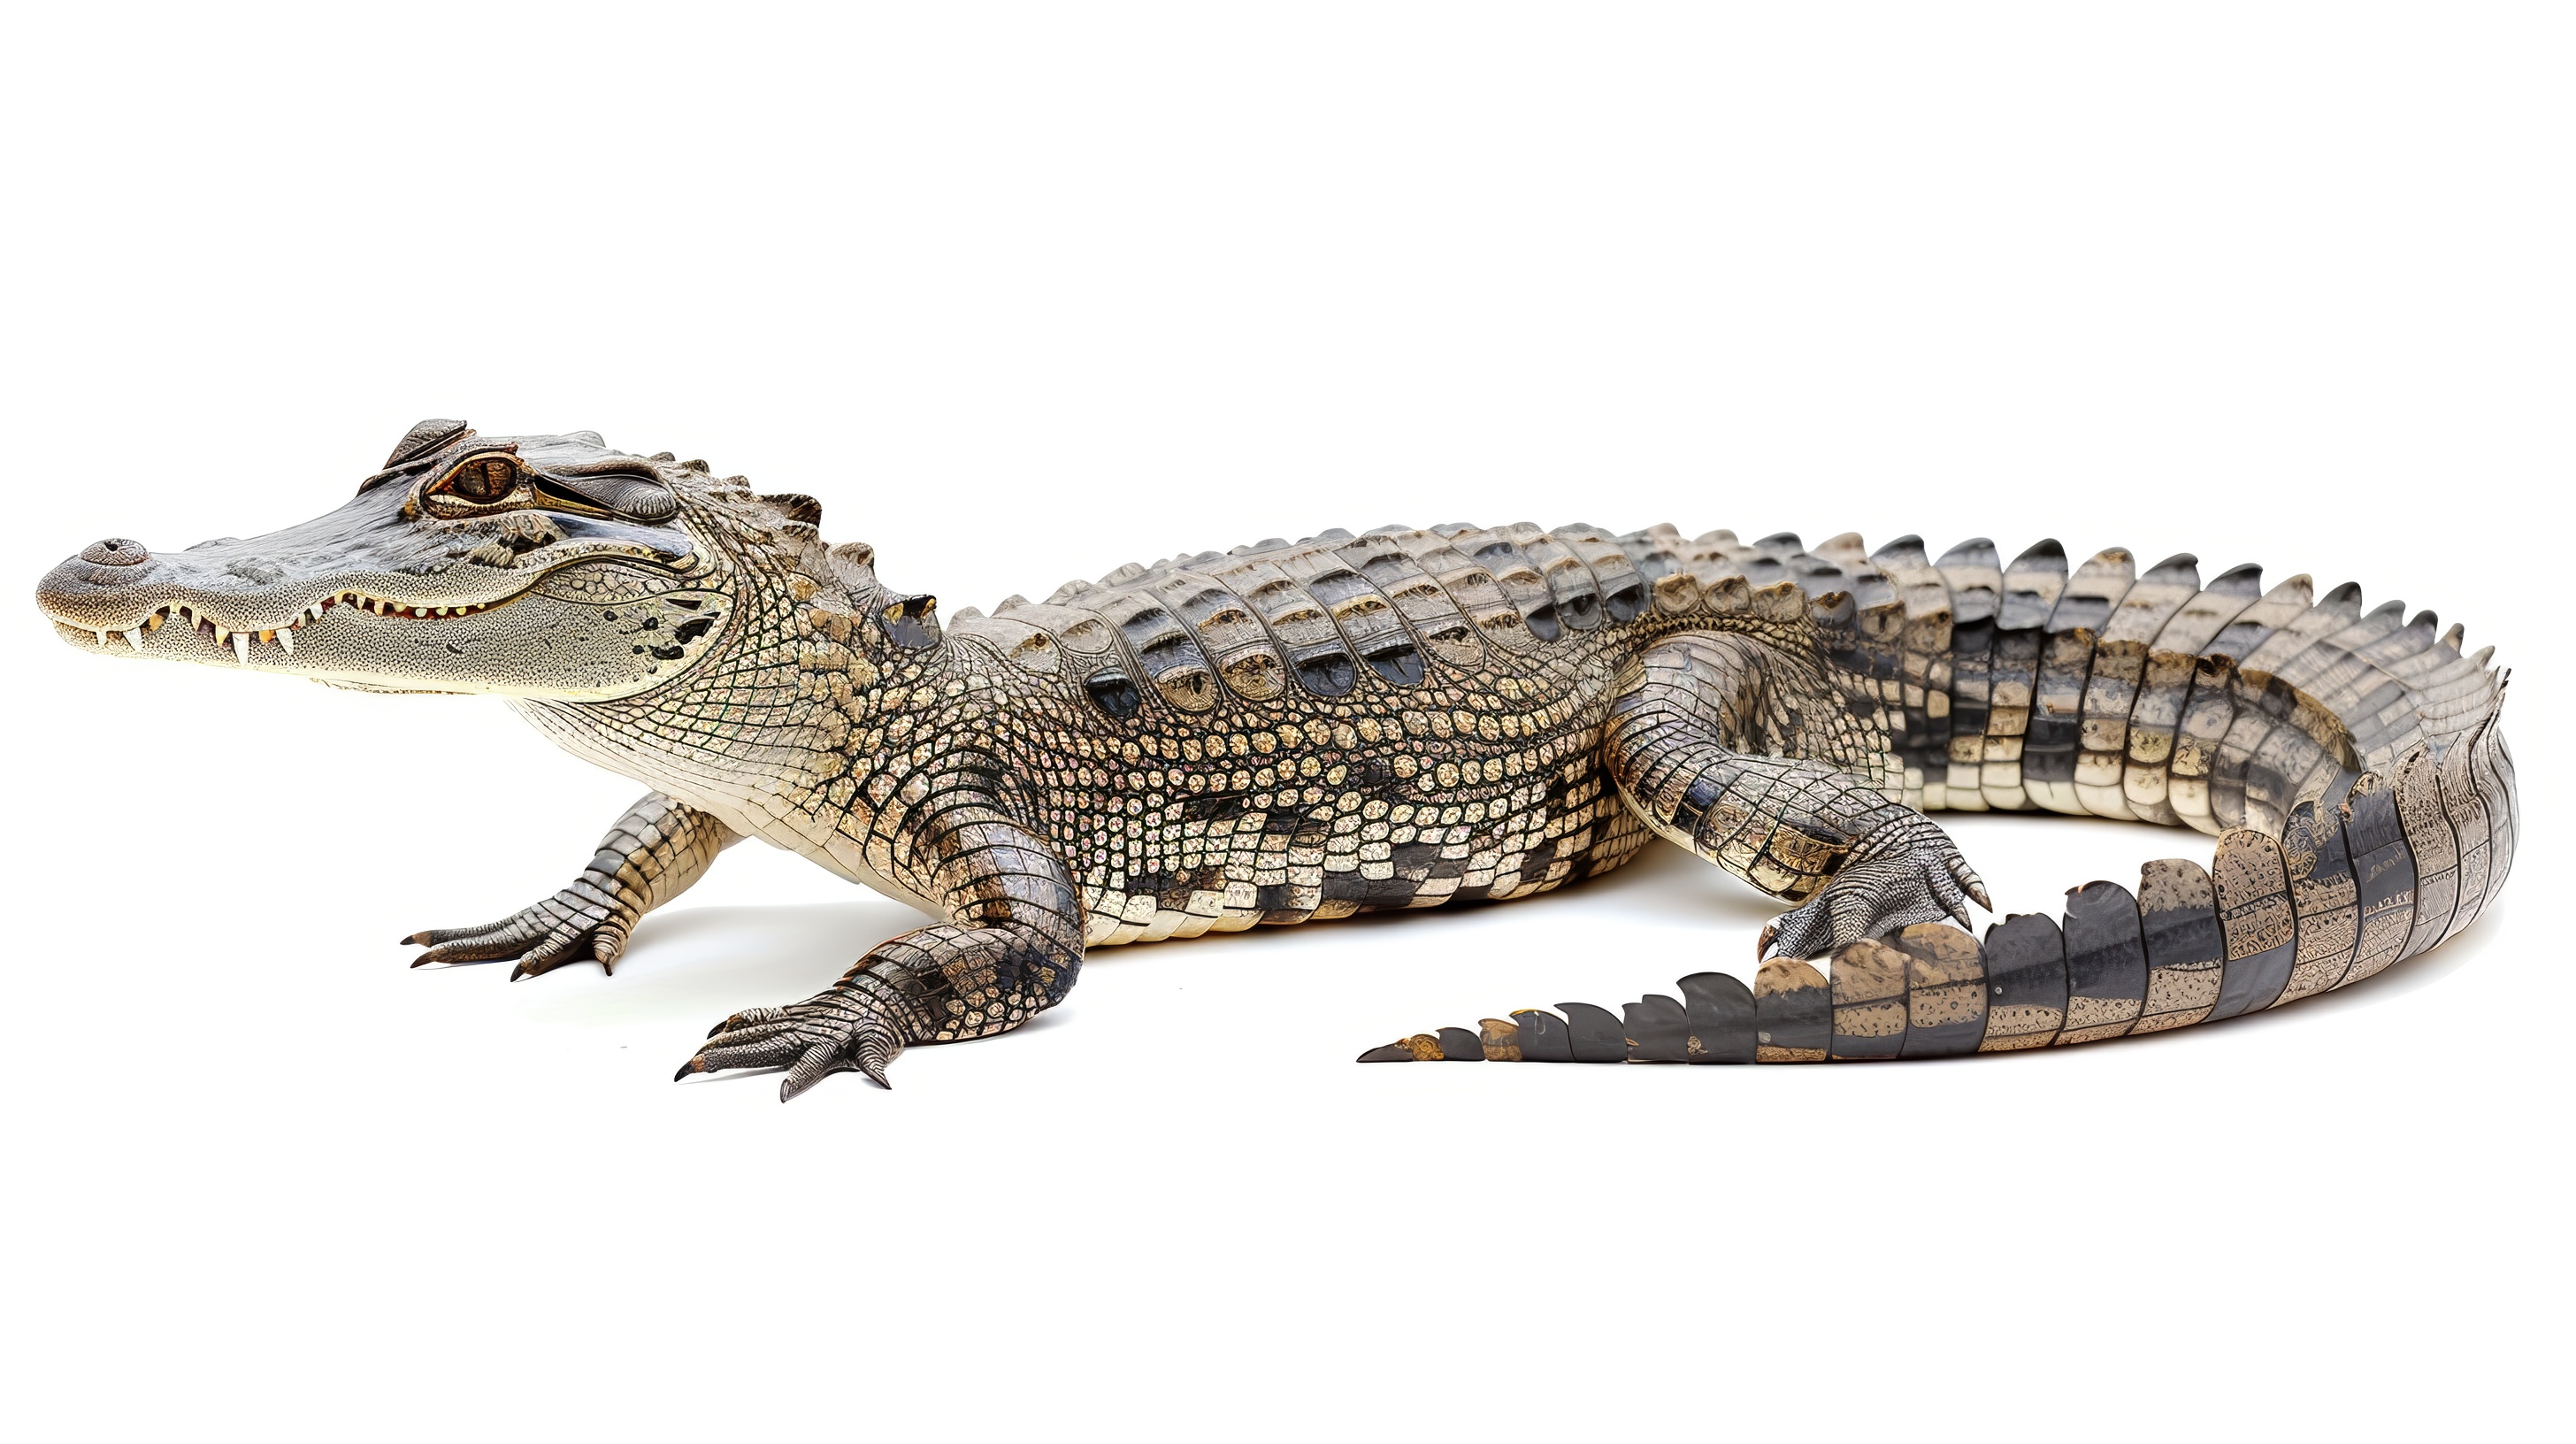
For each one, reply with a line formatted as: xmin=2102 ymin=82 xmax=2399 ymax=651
xmin=403 ymin=886 xmax=635 ymax=980
xmin=674 ymin=991 xmax=904 ymax=1101
xmin=1758 ymin=816 xmax=1990 ymax=960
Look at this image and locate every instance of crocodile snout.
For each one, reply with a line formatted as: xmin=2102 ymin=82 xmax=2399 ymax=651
xmin=80 ymin=539 xmax=150 ymax=566
xmin=35 ymin=539 xmax=168 ymax=634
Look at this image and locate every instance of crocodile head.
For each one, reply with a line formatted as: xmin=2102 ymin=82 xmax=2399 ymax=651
xmin=34 ymin=420 xmax=777 ymax=698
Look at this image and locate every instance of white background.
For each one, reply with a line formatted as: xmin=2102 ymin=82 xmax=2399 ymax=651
xmin=3 ymin=4 xmax=2567 ymax=1440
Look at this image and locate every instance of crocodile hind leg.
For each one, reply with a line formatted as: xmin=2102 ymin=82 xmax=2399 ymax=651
xmin=403 ymin=792 xmax=740 ymax=979
xmin=1603 ymin=634 xmax=1990 ymax=960
xmin=674 ymin=798 xmax=1085 ymax=1099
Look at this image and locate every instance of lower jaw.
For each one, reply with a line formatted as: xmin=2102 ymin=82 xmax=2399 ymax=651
xmin=57 ymin=615 xmax=305 ymax=666
xmin=55 ymin=627 xmax=485 ymax=695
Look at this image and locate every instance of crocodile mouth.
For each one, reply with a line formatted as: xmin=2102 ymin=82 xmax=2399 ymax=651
xmin=45 ymin=585 xmax=524 ymax=664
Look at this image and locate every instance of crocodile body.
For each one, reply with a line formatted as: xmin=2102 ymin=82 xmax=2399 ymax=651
xmin=34 ymin=422 xmax=2518 ymax=1093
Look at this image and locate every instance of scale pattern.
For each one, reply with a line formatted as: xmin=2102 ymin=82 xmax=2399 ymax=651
xmin=521 ymin=508 xmax=2510 ymax=1082
xmin=1347 ymin=530 xmax=2513 ymax=1065
xmin=503 ymin=511 xmax=2518 ymax=1082
xmin=34 ymin=430 xmax=2516 ymax=1095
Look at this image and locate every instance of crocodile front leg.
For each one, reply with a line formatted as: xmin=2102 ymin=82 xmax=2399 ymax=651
xmin=673 ymin=800 xmax=1083 ymax=1099
xmin=403 ymin=792 xmax=740 ymax=979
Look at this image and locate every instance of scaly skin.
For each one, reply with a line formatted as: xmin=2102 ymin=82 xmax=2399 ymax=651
xmin=35 ymin=422 xmax=2516 ymax=1095
xmin=405 ymin=793 xmax=741 ymax=979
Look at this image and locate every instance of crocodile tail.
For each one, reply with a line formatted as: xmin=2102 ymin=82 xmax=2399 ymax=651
xmin=1360 ymin=681 xmax=2515 ymax=1064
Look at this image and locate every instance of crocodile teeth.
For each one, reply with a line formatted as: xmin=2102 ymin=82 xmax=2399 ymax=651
xmin=123 ymin=628 xmax=143 ymax=650
xmin=278 ymin=628 xmax=294 ymax=655
xmin=95 ymin=629 xmax=111 ymax=645
xmin=230 ymin=633 xmax=249 ymax=663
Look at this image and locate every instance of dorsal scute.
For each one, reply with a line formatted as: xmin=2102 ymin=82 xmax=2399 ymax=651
xmin=947 ymin=611 xmax=1063 ymax=673
xmin=1936 ymin=539 xmax=2004 ymax=627
xmin=1085 ymin=585 xmax=1220 ymax=713
xmin=988 ymin=596 xmax=1118 ymax=660
xmin=1146 ymin=569 xmax=1287 ymax=703
xmin=1999 ymin=540 xmax=2069 ymax=631
xmin=1614 ymin=524 xmax=1687 ymax=580
xmin=977 ymin=521 xmax=2113 ymax=719
xmin=1200 ymin=549 xmax=1359 ymax=700
xmin=1272 ymin=542 xmax=1426 ymax=688
xmin=1389 ymin=527 xmax=1537 ymax=652
xmin=1551 ymin=525 xmax=1650 ymax=623
xmin=1434 ymin=524 xmax=1561 ymax=642
xmin=1494 ymin=523 xmax=1603 ymax=633
xmin=1335 ymin=533 xmax=1484 ymax=668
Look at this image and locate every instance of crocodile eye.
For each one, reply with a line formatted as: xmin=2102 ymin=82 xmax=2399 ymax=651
xmin=453 ymin=457 xmax=518 ymax=500
xmin=425 ymin=451 xmax=530 ymax=511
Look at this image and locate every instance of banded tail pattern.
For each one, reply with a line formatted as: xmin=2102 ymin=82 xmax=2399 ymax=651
xmin=1362 ymin=529 xmax=2515 ymax=1064
xmin=1363 ymin=699 xmax=2509 ymax=1063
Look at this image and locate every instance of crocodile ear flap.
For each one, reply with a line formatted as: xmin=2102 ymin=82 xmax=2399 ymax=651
xmin=882 ymin=593 xmax=940 ymax=649
xmin=387 ymin=419 xmax=472 ymax=468
xmin=534 ymin=469 xmax=680 ymax=520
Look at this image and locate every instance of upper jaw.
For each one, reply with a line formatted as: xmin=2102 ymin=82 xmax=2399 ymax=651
xmin=34 ymin=486 xmax=702 ymax=645
xmin=36 ymin=564 xmax=523 ymax=635
xmin=34 ymin=486 xmax=534 ymax=637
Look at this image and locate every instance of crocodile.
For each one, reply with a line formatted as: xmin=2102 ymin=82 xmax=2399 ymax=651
xmin=35 ymin=420 xmax=2517 ymax=1093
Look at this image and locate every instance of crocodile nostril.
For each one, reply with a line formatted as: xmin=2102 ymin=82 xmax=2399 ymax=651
xmin=80 ymin=539 xmax=150 ymax=566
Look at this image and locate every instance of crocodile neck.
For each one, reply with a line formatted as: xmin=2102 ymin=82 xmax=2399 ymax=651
xmin=511 ymin=536 xmax=954 ymax=903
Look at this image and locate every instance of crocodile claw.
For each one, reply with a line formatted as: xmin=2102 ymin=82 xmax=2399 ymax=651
xmin=510 ymin=934 xmax=617 ymax=982
xmin=1760 ymin=816 xmax=1987 ymax=960
xmin=404 ymin=888 xmax=633 ymax=977
xmin=675 ymin=995 xmax=901 ymax=1100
